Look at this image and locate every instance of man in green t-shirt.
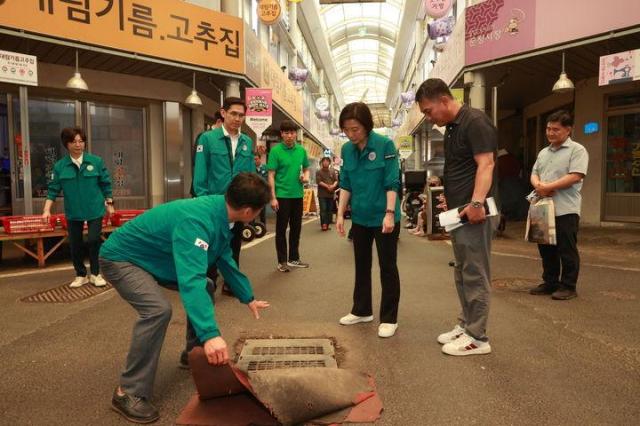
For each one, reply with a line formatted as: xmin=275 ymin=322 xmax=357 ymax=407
xmin=267 ymin=120 xmax=310 ymax=272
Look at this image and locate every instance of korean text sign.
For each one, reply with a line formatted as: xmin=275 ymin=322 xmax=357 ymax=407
xmin=0 ymin=0 xmax=244 ymax=74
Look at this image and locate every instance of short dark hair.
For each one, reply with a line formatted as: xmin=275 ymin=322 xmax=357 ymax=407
xmin=339 ymin=102 xmax=374 ymax=134
xmin=225 ymin=172 xmax=271 ymax=210
xmin=222 ymin=97 xmax=246 ymax=112
xmin=214 ymin=110 xmax=223 ymax=122
xmin=280 ymin=119 xmax=299 ymax=132
xmin=547 ymin=110 xmax=573 ymax=127
xmin=60 ymin=127 xmax=87 ymax=149
xmin=415 ymin=78 xmax=454 ymax=103
xmin=321 ymin=156 xmax=331 ymax=164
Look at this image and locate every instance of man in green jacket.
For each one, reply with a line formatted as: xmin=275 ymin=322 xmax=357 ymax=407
xmin=192 ymin=97 xmax=254 ymax=286
xmin=100 ymin=173 xmax=270 ymax=424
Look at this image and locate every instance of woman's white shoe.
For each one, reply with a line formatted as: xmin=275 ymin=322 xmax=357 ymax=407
xmin=378 ymin=323 xmax=398 ymax=338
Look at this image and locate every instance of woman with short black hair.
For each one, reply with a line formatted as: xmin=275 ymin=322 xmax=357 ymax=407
xmin=336 ymin=102 xmax=402 ymax=338
xmin=43 ymin=127 xmax=113 ymax=288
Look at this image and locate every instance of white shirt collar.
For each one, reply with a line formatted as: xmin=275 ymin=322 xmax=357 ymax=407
xmin=70 ymin=154 xmax=83 ymax=168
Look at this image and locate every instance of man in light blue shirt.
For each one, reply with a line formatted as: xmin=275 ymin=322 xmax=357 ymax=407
xmin=529 ymin=110 xmax=589 ymax=300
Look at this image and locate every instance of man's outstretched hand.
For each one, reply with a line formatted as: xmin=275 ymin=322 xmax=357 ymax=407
xmin=248 ymin=300 xmax=270 ymax=319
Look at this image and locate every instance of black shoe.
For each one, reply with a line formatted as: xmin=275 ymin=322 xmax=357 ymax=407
xmin=111 ymin=388 xmax=159 ymax=424
xmin=551 ymin=287 xmax=577 ymax=300
xmin=529 ymin=283 xmax=558 ymax=295
xmin=179 ymin=350 xmax=189 ymax=370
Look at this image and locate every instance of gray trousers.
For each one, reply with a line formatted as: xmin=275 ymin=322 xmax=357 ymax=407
xmin=450 ymin=218 xmax=495 ymax=341
xmin=99 ymin=258 xmax=172 ymax=399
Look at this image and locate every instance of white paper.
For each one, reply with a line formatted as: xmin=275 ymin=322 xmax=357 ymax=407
xmin=439 ymin=197 xmax=498 ymax=232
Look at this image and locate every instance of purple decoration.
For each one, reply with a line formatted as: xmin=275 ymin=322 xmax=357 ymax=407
xmin=428 ymin=16 xmax=455 ymax=40
xmin=391 ymin=118 xmax=402 ymax=128
xmin=315 ymin=110 xmax=331 ymax=121
xmin=288 ymin=67 xmax=309 ymax=90
xmin=400 ymin=90 xmax=415 ymax=108
xmin=330 ymin=128 xmax=341 ymax=136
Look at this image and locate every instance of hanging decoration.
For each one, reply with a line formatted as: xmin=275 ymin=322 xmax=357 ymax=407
xmin=424 ymin=0 xmax=453 ymax=19
xmin=391 ymin=118 xmax=402 ymax=129
xmin=400 ymin=90 xmax=415 ymax=109
xmin=315 ymin=110 xmax=331 ymax=122
xmin=288 ymin=67 xmax=310 ymax=90
xmin=428 ymin=16 xmax=455 ymax=40
xmin=329 ymin=128 xmax=341 ymax=136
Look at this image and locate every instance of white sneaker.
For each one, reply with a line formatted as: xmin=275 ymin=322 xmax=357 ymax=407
xmin=339 ymin=313 xmax=374 ymax=325
xmin=378 ymin=323 xmax=398 ymax=338
xmin=437 ymin=324 xmax=465 ymax=344
xmin=442 ymin=332 xmax=492 ymax=356
xmin=90 ymin=274 xmax=107 ymax=287
xmin=69 ymin=276 xmax=89 ymax=288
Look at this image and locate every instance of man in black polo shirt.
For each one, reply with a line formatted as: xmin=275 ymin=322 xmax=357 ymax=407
xmin=416 ymin=78 xmax=497 ymax=356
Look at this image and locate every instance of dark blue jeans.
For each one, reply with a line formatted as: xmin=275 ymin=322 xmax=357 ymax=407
xmin=318 ymin=197 xmax=334 ymax=226
xmin=68 ymin=217 xmax=103 ymax=276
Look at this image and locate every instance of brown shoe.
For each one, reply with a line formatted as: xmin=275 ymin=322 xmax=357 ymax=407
xmin=551 ymin=287 xmax=577 ymax=300
xmin=529 ymin=283 xmax=558 ymax=295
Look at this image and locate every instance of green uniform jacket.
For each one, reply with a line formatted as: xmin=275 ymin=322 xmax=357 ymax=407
xmin=340 ymin=131 xmax=401 ymax=227
xmin=192 ymin=127 xmax=254 ymax=196
xmin=267 ymin=141 xmax=309 ymax=198
xmin=47 ymin=153 xmax=112 ymax=221
xmin=100 ymin=195 xmax=254 ymax=342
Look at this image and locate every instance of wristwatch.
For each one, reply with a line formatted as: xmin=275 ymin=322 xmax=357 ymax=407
xmin=470 ymin=200 xmax=483 ymax=209
xmin=385 ymin=209 xmax=395 ymax=215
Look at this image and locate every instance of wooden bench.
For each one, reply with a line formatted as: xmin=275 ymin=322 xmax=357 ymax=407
xmin=0 ymin=226 xmax=116 ymax=268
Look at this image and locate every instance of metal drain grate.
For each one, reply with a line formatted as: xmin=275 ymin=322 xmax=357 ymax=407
xmin=237 ymin=338 xmax=337 ymax=373
xmin=247 ymin=359 xmax=329 ymax=371
xmin=20 ymin=282 xmax=113 ymax=303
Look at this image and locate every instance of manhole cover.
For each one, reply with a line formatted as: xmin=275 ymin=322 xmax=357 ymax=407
xmin=20 ymin=282 xmax=113 ymax=303
xmin=491 ymin=277 xmax=538 ymax=291
xmin=237 ymin=338 xmax=337 ymax=373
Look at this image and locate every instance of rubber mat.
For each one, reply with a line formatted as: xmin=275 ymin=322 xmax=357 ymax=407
xmin=176 ymin=347 xmax=383 ymax=426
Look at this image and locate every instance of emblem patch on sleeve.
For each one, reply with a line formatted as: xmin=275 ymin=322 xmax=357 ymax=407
xmin=194 ymin=238 xmax=209 ymax=251
xmin=196 ymin=145 xmax=204 ymax=153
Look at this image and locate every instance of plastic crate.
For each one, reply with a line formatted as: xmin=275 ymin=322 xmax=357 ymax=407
xmin=2 ymin=215 xmax=57 ymax=234
xmin=111 ymin=209 xmax=145 ymax=227
xmin=60 ymin=215 xmax=110 ymax=230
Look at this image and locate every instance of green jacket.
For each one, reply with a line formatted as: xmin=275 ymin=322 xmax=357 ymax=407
xmin=340 ymin=131 xmax=401 ymax=227
xmin=266 ymin=141 xmax=309 ymax=198
xmin=100 ymin=195 xmax=254 ymax=342
xmin=47 ymin=153 xmax=112 ymax=221
xmin=192 ymin=127 xmax=254 ymax=196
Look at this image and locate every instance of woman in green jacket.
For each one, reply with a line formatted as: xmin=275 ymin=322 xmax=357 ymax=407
xmin=42 ymin=127 xmax=114 ymax=288
xmin=336 ymin=102 xmax=402 ymax=338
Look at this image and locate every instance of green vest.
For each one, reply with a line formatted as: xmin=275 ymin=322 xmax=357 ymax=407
xmin=192 ymin=127 xmax=255 ymax=196
xmin=340 ymin=131 xmax=401 ymax=227
xmin=47 ymin=153 xmax=112 ymax=221
xmin=100 ymin=195 xmax=254 ymax=342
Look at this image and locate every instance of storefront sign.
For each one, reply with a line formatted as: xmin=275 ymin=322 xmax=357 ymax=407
xmin=599 ymin=49 xmax=640 ymax=86
xmin=245 ymin=88 xmax=273 ymax=138
xmin=583 ymin=122 xmax=599 ymax=135
xmin=258 ymin=0 xmax=282 ymax=26
xmin=424 ymin=0 xmax=452 ymax=19
xmin=245 ymin=26 xmax=303 ymax=123
xmin=451 ymin=88 xmax=464 ymax=104
xmin=398 ymin=135 xmax=414 ymax=159
xmin=465 ymin=0 xmax=535 ymax=66
xmin=0 ymin=50 xmax=37 ymax=86
xmin=0 ymin=0 xmax=244 ymax=74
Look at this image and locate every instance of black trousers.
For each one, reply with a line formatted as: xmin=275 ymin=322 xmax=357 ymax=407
xmin=68 ymin=217 xmax=103 ymax=276
xmin=350 ymin=222 xmax=401 ymax=324
xmin=538 ymin=214 xmax=580 ymax=289
xmin=318 ymin=197 xmax=334 ymax=226
xmin=275 ymin=197 xmax=303 ymax=263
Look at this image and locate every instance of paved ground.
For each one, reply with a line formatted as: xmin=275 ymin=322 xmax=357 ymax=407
xmin=1 ymin=217 xmax=639 ymax=425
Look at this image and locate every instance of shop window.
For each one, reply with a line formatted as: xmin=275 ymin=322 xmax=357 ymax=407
xmin=27 ymin=98 xmax=76 ymax=198
xmin=606 ymin=112 xmax=640 ymax=194
xmin=608 ymin=91 xmax=640 ymax=109
xmin=89 ymin=104 xmax=145 ymax=198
